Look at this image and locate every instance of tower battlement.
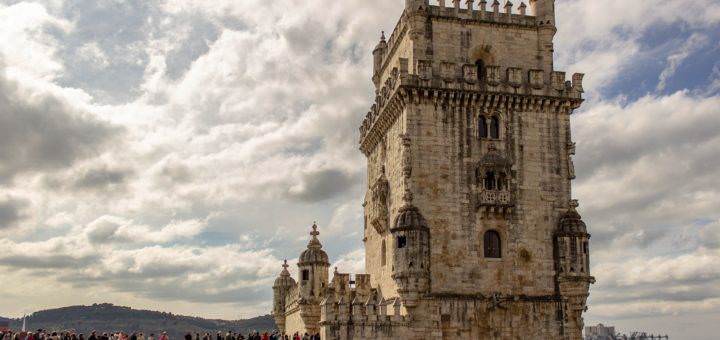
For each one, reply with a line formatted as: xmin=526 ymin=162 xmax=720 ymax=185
xmin=427 ymin=1 xmax=536 ymax=23
xmin=320 ymin=271 xmax=410 ymax=339
xmin=360 ymin=62 xmax=584 ymax=153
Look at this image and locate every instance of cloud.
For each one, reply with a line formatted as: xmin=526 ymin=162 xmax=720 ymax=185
xmin=287 ymin=169 xmax=358 ymax=202
xmin=84 ymin=216 xmax=207 ymax=245
xmin=574 ymin=92 xmax=720 ymax=233
xmin=0 ymin=196 xmax=28 ymax=230
xmin=595 ymin=250 xmax=720 ymax=288
xmin=71 ymin=166 xmax=134 ymax=190
xmin=556 ymin=0 xmax=720 ymax=95
xmin=657 ymin=33 xmax=710 ymax=91
xmin=0 ymin=2 xmax=71 ymax=81
xmin=0 ymin=234 xmax=279 ymax=305
xmin=332 ymin=248 xmax=365 ymax=275
xmin=0 ymin=69 xmax=121 ymax=182
xmin=76 ymin=42 xmax=110 ymax=69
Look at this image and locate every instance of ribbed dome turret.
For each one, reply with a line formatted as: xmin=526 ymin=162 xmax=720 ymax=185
xmin=392 ymin=204 xmax=429 ymax=232
xmin=558 ymin=205 xmax=588 ymax=235
xmin=273 ymin=259 xmax=296 ymax=288
xmin=480 ymin=145 xmax=511 ymax=168
xmin=299 ymin=223 xmax=330 ymax=265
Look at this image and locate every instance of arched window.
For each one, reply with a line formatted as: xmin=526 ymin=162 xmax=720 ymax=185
xmin=484 ymin=230 xmax=502 ymax=258
xmin=490 ymin=116 xmax=500 ymax=139
xmin=381 ymin=239 xmax=387 ymax=266
xmin=484 ymin=171 xmax=496 ymax=190
xmin=302 ymin=269 xmax=310 ymax=281
xmin=475 ymin=59 xmax=486 ymax=81
xmin=479 ymin=117 xmax=488 ymax=139
xmin=498 ymin=172 xmax=506 ymax=190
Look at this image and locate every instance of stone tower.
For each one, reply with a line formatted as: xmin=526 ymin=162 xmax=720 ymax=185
xmin=275 ymin=1 xmax=594 ymax=339
xmin=273 ymin=224 xmax=329 ymax=336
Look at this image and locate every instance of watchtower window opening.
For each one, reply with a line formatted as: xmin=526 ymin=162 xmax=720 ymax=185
xmin=485 ymin=171 xmax=496 ymax=190
xmin=476 ymin=59 xmax=486 ymax=81
xmin=479 ymin=117 xmax=488 ymax=139
xmin=381 ymin=239 xmax=387 ymax=266
xmin=397 ymin=235 xmax=407 ymax=249
xmin=484 ymin=230 xmax=502 ymax=258
xmin=490 ymin=116 xmax=500 ymax=139
xmin=302 ymin=269 xmax=310 ymax=281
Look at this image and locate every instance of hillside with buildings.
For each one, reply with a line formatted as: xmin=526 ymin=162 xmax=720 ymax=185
xmin=2 ymin=304 xmax=274 ymax=338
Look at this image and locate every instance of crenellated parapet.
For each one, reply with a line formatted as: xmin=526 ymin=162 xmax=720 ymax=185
xmin=359 ymin=60 xmax=584 ymax=155
xmin=424 ymin=1 xmax=537 ymax=26
xmin=320 ymin=270 xmax=410 ymax=339
xmin=374 ymin=1 xmax=552 ymax=92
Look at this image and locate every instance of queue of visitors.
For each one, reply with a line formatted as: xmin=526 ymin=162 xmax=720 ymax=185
xmin=0 ymin=330 xmax=321 ymax=340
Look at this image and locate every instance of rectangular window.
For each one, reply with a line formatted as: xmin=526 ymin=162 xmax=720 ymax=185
xmin=397 ymin=235 xmax=407 ymax=249
xmin=302 ymin=270 xmax=309 ymax=281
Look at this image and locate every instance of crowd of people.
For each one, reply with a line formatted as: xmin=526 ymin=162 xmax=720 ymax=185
xmin=0 ymin=331 xmax=321 ymax=340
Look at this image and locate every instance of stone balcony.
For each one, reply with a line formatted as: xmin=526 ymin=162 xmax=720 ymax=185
xmin=476 ymin=189 xmax=514 ymax=215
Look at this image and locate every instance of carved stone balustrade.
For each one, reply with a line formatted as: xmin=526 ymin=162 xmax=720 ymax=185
xmin=476 ymin=189 xmax=514 ymax=215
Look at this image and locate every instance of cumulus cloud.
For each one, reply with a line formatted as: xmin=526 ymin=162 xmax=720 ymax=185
xmin=0 ymin=69 xmax=121 ymax=182
xmin=574 ymin=92 xmax=720 ymax=246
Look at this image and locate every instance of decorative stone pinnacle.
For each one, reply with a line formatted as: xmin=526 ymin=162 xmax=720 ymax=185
xmin=282 ymin=259 xmax=289 ymax=269
xmin=311 ymin=222 xmax=319 ymax=235
xmin=380 ymin=31 xmax=386 ymax=42
xmin=570 ymin=199 xmax=579 ymax=209
xmin=308 ymin=222 xmax=322 ymax=249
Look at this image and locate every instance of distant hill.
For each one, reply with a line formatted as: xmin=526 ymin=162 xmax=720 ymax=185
xmin=2 ymin=304 xmax=275 ymax=338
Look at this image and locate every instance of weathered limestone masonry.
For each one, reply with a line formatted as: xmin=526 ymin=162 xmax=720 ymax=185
xmin=273 ymin=1 xmax=594 ymax=339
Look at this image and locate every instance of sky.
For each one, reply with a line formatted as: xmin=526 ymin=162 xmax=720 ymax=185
xmin=0 ymin=0 xmax=718 ymax=338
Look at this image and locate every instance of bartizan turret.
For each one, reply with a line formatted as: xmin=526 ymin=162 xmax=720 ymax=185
xmin=298 ymin=223 xmax=330 ymax=301
xmin=391 ymin=202 xmax=430 ymax=309
xmin=555 ymin=200 xmax=595 ymax=340
xmin=272 ymin=260 xmax=295 ymax=333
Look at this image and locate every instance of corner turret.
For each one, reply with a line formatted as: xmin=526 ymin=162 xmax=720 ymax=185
xmin=391 ymin=199 xmax=430 ymax=309
xmin=372 ymin=31 xmax=387 ymax=90
xmin=272 ymin=259 xmax=296 ymax=333
xmin=530 ymin=0 xmax=556 ymax=75
xmin=529 ymin=0 xmax=555 ymax=26
xmin=298 ymin=223 xmax=330 ymax=301
xmin=554 ymin=200 xmax=595 ymax=340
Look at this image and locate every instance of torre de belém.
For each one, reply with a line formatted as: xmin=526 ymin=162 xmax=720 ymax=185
xmin=272 ymin=1 xmax=594 ymax=339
